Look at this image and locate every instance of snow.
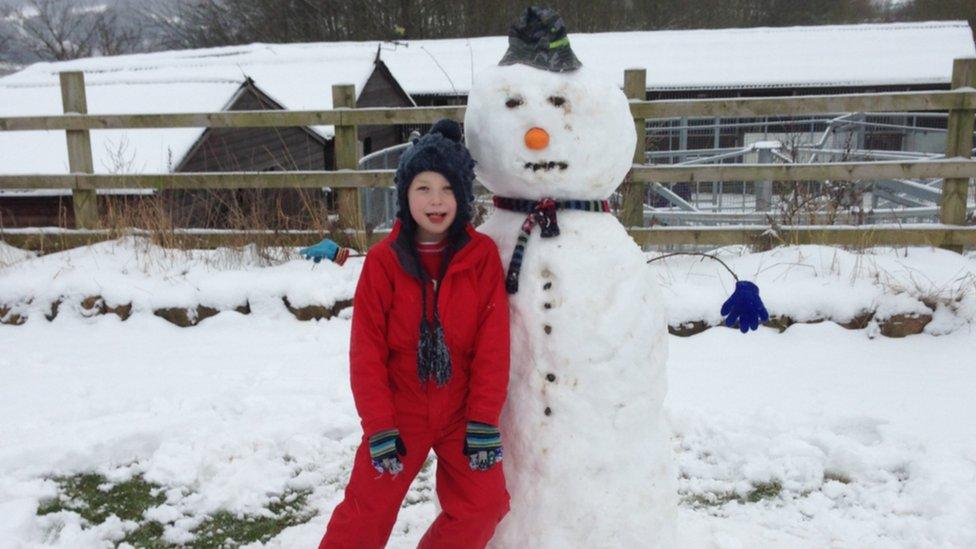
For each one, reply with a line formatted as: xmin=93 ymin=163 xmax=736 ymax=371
xmin=0 ymin=241 xmax=36 ymax=267
xmin=1 ymin=20 xmax=972 ymax=176
xmin=480 ymin=210 xmax=676 ymax=548
xmin=464 ymin=64 xmax=636 ymax=200
xmin=3 ymin=238 xmax=973 ymax=335
xmin=381 ymin=20 xmax=976 ymax=96
xmin=467 ymin=57 xmax=675 ymax=546
xmin=0 ymin=81 xmax=239 ymax=175
xmin=650 ymin=245 xmax=976 ymax=333
xmin=0 ymin=237 xmax=360 ymax=319
xmin=669 ymin=325 xmax=976 ymax=549
xmin=1 ymin=239 xmax=975 ymax=547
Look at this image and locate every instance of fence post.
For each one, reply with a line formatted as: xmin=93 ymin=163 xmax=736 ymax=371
xmin=332 ymin=83 xmax=366 ymax=251
xmin=622 ymin=68 xmax=647 ymax=229
xmin=60 ymin=71 xmax=98 ymax=229
xmin=939 ymin=57 xmax=976 ymax=253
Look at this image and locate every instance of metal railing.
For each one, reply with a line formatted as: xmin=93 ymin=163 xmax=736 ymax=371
xmin=642 ymin=110 xmax=970 ymax=219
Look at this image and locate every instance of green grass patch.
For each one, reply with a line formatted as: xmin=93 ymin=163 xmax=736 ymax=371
xmin=745 ymin=480 xmax=783 ymax=503
xmin=37 ymin=472 xmax=167 ymax=546
xmin=682 ymin=491 xmax=737 ymax=508
xmin=37 ymin=472 xmax=165 ymax=524
xmin=123 ymin=521 xmax=169 ymax=548
xmin=36 ymin=472 xmax=317 ymax=547
xmin=190 ymin=488 xmax=316 ymax=547
xmin=682 ymin=479 xmax=784 ymax=508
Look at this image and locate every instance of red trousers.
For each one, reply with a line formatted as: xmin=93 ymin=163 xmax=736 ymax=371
xmin=319 ymin=420 xmax=509 ymax=548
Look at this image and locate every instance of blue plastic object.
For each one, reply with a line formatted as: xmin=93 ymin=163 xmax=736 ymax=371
xmin=298 ymin=238 xmax=340 ymax=264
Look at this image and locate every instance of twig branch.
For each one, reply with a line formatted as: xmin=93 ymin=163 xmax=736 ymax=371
xmin=646 ymin=252 xmax=739 ymax=281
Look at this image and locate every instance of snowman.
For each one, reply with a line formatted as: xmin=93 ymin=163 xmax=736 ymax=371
xmin=464 ymin=7 xmax=677 ymax=548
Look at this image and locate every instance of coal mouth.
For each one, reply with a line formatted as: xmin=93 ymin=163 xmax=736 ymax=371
xmin=524 ymin=161 xmax=569 ymax=172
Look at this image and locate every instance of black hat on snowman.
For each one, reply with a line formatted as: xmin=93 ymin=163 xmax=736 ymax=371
xmin=498 ymin=6 xmax=582 ymax=72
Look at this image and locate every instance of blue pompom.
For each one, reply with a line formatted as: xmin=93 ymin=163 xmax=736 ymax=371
xmin=720 ymin=280 xmax=769 ymax=333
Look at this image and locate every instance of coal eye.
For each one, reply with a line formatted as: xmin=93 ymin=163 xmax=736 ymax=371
xmin=549 ymin=96 xmax=566 ymax=107
xmin=505 ymin=97 xmax=523 ymax=108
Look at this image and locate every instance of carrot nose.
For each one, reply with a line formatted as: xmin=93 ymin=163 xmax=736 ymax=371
xmin=524 ymin=127 xmax=549 ymax=150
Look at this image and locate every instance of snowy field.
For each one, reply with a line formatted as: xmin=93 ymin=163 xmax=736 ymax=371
xmin=1 ymin=239 xmax=975 ymax=547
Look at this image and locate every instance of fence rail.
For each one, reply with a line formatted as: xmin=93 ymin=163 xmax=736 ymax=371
xmin=2 ymin=159 xmax=974 ymax=191
xmin=0 ymin=105 xmax=468 ymax=131
xmin=0 ymin=91 xmax=973 ymax=132
xmin=630 ymin=159 xmax=976 ymax=183
xmin=0 ymin=171 xmax=394 ymax=190
xmin=1 ymin=59 xmax=975 ymax=251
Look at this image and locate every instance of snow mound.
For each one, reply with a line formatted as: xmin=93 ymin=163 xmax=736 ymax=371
xmin=4 ymin=241 xmax=975 ymax=335
xmin=650 ymin=245 xmax=976 ymax=334
xmin=0 ymin=237 xmax=360 ymax=323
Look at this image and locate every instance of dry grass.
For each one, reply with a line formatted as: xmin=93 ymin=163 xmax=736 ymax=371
xmin=3 ymin=188 xmax=345 ymax=262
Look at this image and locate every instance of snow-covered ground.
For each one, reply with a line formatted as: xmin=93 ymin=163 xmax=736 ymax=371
xmin=3 ymin=238 xmax=975 ymax=334
xmin=1 ymin=239 xmax=975 ymax=547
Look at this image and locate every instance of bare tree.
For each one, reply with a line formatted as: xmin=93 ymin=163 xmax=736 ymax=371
xmin=94 ymin=7 xmax=144 ymax=56
xmin=16 ymin=0 xmax=102 ymax=60
xmin=0 ymin=3 xmax=17 ymax=60
xmin=148 ymin=0 xmax=890 ymax=50
xmin=13 ymin=0 xmax=148 ymax=61
xmin=892 ymin=0 xmax=976 ymax=41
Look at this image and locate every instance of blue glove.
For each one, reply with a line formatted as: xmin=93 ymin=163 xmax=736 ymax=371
xmin=369 ymin=428 xmax=407 ymax=476
xmin=721 ymin=280 xmax=769 ymax=333
xmin=298 ymin=238 xmax=349 ymax=266
xmin=463 ymin=421 xmax=503 ymax=471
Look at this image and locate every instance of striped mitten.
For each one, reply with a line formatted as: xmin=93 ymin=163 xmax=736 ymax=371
xmin=369 ymin=429 xmax=407 ymax=476
xmin=463 ymin=422 xmax=503 ymax=471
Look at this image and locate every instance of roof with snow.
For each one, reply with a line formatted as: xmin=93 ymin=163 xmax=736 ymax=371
xmin=0 ymin=43 xmax=379 ymax=176
xmin=0 ymin=20 xmax=972 ymax=176
xmin=384 ymin=20 xmax=976 ymax=94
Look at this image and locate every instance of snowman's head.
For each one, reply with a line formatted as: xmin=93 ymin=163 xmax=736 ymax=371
xmin=464 ymin=63 xmax=636 ymax=201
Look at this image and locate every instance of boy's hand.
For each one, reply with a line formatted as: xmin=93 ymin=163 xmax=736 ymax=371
xmin=463 ymin=421 xmax=503 ymax=471
xmin=369 ymin=428 xmax=407 ymax=475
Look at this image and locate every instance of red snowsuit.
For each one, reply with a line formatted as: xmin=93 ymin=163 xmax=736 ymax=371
xmin=320 ymin=221 xmax=511 ymax=549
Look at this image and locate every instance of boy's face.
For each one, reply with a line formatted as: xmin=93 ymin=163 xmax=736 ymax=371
xmin=407 ymin=171 xmax=457 ymax=242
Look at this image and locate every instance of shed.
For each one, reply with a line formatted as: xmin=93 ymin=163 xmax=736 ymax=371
xmin=0 ymin=44 xmax=413 ymax=227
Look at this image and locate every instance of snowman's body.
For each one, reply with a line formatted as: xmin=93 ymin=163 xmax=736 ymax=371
xmin=465 ymin=62 xmax=676 ymax=547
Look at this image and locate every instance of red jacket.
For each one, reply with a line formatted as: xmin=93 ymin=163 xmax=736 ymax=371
xmin=349 ymin=221 xmax=510 ymax=435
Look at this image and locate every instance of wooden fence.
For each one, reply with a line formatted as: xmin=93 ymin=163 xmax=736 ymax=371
xmin=1 ymin=60 xmax=976 ymax=252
